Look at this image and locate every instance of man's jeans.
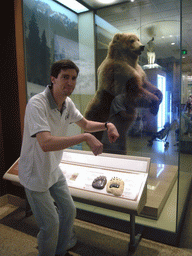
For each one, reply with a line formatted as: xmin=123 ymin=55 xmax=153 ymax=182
xmin=25 ymin=173 xmax=76 ymax=256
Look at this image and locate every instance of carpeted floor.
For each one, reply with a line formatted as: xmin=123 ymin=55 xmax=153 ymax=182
xmin=1 ymin=206 xmax=192 ymax=256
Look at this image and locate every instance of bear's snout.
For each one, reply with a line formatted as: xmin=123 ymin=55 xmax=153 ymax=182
xmin=140 ymin=45 xmax=145 ymax=51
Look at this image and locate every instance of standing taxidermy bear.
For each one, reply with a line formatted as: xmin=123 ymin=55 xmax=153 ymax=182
xmin=85 ymin=33 xmax=163 ymax=154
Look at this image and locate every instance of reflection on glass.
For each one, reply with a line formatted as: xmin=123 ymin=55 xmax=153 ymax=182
xmin=157 ymin=74 xmax=166 ymax=130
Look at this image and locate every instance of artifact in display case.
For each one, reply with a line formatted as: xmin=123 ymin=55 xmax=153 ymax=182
xmin=106 ymin=177 xmax=124 ymax=196
xmin=146 ymin=37 xmax=156 ymax=65
xmin=92 ymin=176 xmax=107 ymax=189
xmin=60 ymin=149 xmax=150 ymax=215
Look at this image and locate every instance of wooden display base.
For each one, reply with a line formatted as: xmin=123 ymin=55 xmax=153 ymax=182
xmin=140 ymin=163 xmax=177 ymax=219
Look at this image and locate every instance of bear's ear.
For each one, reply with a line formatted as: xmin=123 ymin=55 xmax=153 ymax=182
xmin=113 ymin=33 xmax=122 ymax=43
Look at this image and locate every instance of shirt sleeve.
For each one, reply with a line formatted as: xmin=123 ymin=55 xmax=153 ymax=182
xmin=67 ymin=98 xmax=83 ymax=124
xmin=110 ymin=94 xmax=127 ymax=116
xmin=26 ymin=98 xmax=51 ymax=137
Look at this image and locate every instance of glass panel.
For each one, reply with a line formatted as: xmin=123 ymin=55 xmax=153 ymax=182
xmin=94 ymin=0 xmax=182 ymax=232
xmin=177 ymin=0 xmax=192 ymax=232
xmin=22 ymin=0 xmax=192 ymax=235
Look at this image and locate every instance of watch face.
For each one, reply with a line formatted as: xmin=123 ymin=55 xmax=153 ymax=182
xmin=92 ymin=176 xmax=107 ymax=189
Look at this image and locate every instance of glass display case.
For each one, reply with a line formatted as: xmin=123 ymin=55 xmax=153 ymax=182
xmin=21 ymin=0 xmax=192 ymax=245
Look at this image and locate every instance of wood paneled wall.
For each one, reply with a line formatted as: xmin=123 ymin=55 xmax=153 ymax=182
xmin=0 ymin=0 xmax=26 ymax=197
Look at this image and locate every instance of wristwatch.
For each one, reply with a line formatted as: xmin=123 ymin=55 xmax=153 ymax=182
xmin=105 ymin=122 xmax=109 ymax=130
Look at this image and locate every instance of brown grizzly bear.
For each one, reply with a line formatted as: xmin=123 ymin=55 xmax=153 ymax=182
xmin=85 ymin=33 xmax=162 ymax=153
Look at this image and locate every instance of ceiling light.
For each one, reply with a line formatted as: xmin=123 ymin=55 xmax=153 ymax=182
xmin=97 ymin=0 xmax=116 ymax=4
xmin=56 ymin=0 xmax=88 ymax=13
xmin=171 ymin=42 xmax=175 ymax=45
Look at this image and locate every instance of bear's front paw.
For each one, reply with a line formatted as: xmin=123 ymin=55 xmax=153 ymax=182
xmin=149 ymin=100 xmax=159 ymax=115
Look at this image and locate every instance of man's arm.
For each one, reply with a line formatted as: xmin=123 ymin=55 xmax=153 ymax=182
xmin=36 ymin=131 xmax=103 ymax=156
xmin=36 ymin=117 xmax=119 ymax=156
xmin=76 ymin=117 xmax=119 ymax=143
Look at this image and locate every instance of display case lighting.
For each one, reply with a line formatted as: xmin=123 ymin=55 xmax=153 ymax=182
xmin=55 ymin=0 xmax=89 ymax=13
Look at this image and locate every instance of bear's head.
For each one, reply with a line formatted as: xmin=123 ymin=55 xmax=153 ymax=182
xmin=108 ymin=33 xmax=145 ymax=59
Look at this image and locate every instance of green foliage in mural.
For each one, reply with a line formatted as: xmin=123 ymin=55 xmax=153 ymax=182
xmin=26 ymin=14 xmax=51 ymax=86
xmin=23 ymin=0 xmax=78 ymax=87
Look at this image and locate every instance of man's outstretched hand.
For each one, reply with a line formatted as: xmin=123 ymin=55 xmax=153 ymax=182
xmin=85 ymin=133 xmax=103 ymax=156
xmin=84 ymin=122 xmax=119 ymax=156
xmin=106 ymin=122 xmax=119 ymax=143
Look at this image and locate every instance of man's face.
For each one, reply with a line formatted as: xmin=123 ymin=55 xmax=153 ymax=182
xmin=51 ymin=69 xmax=78 ymax=97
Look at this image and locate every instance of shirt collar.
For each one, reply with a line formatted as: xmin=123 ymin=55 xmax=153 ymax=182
xmin=45 ymin=85 xmax=66 ymax=112
xmin=45 ymin=85 xmax=58 ymax=109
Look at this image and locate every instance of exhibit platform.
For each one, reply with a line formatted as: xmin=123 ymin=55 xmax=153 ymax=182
xmin=3 ymin=150 xmax=192 ymax=246
xmin=140 ymin=163 xmax=177 ymax=219
xmin=3 ymin=149 xmax=177 ymax=220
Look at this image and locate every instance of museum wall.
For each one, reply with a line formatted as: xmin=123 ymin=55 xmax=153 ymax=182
xmin=0 ymin=1 xmax=23 ymax=197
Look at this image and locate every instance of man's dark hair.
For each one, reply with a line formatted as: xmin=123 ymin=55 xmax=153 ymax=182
xmin=50 ymin=59 xmax=79 ymax=86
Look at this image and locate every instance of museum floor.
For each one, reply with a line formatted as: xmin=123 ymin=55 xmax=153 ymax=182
xmin=0 ymin=194 xmax=192 ymax=256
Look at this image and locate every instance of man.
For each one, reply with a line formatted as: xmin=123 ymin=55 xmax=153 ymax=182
xmin=18 ymin=59 xmax=119 ymax=256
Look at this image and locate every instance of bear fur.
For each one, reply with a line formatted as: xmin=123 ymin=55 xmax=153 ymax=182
xmin=85 ymin=33 xmax=163 ymax=153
